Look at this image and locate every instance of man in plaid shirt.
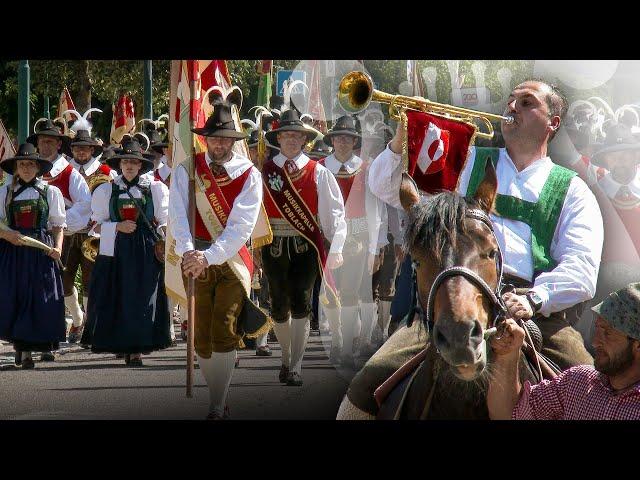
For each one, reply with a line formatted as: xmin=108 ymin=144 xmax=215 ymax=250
xmin=487 ymin=283 xmax=640 ymax=420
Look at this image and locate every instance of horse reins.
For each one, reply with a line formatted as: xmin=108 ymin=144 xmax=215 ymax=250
xmin=417 ymin=207 xmax=548 ymax=383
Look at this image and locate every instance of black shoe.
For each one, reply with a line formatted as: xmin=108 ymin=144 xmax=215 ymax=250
xmin=128 ymin=356 xmax=143 ymax=367
xmin=22 ymin=357 xmax=35 ymax=369
xmin=278 ymin=365 xmax=290 ymax=383
xmin=40 ymin=352 xmax=55 ymax=362
xmin=14 ymin=351 xmax=22 ymax=366
xmin=286 ymin=371 xmax=303 ymax=386
xmin=124 ymin=353 xmax=130 ymax=364
xmin=206 ymin=406 xmax=230 ymax=420
xmin=256 ymin=345 xmax=272 ymax=357
xmin=310 ymin=317 xmax=319 ymax=331
xmin=67 ymin=326 xmax=83 ymax=344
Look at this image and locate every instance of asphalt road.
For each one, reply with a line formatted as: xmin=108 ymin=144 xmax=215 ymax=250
xmin=0 ymin=327 xmax=359 ymax=420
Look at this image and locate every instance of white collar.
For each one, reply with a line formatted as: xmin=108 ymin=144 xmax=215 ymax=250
xmin=273 ymin=151 xmax=310 ymax=170
xmin=47 ymin=155 xmax=69 ymax=178
xmin=501 ymin=148 xmax=552 ymax=175
xmin=204 ymin=152 xmax=253 ymax=180
xmin=598 ymin=171 xmax=640 ymax=200
xmin=324 ymin=154 xmax=362 ymax=174
xmin=70 ymin=157 xmax=100 ymax=176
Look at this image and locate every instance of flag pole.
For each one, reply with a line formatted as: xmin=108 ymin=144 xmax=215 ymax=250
xmin=186 ymin=60 xmax=200 ymax=398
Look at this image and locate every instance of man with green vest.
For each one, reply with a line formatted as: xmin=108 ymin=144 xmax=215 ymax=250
xmin=368 ymin=79 xmax=602 ymax=371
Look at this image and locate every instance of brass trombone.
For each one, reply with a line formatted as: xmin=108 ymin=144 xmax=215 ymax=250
xmin=337 ymin=71 xmax=513 ymax=141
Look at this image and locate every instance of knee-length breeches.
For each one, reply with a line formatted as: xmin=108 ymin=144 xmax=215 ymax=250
xmin=262 ymin=236 xmax=319 ymax=323
xmin=183 ymin=262 xmax=245 ymax=357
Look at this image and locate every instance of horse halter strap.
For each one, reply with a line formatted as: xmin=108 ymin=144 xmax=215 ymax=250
xmin=424 ymin=208 xmax=508 ymax=332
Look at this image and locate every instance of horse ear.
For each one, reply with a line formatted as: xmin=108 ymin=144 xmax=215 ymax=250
xmin=399 ymin=172 xmax=420 ymax=212
xmin=473 ymin=158 xmax=498 ymax=213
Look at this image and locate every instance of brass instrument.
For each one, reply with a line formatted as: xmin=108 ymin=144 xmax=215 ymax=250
xmin=337 ymin=71 xmax=513 ymax=141
xmin=81 ymin=173 xmax=114 ymax=262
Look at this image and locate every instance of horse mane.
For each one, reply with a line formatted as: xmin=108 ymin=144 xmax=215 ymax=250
xmin=404 ymin=191 xmax=480 ymax=265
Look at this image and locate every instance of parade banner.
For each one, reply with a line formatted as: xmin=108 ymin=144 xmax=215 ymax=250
xmin=404 ymin=110 xmax=476 ymax=194
xmin=109 ymin=94 xmax=136 ymax=144
xmin=256 ymin=60 xmax=272 ymax=108
xmin=307 ymin=60 xmax=327 ymax=134
xmin=165 ymin=60 xmax=272 ymax=306
xmin=0 ymin=119 xmax=16 ymax=186
xmin=57 ymin=87 xmax=76 ymax=124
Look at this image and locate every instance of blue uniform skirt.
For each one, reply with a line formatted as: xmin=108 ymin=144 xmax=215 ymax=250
xmin=84 ymin=226 xmax=171 ymax=354
xmin=0 ymin=229 xmax=66 ymax=352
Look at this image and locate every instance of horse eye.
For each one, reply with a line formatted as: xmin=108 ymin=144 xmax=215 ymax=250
xmin=488 ymin=249 xmax=498 ymax=259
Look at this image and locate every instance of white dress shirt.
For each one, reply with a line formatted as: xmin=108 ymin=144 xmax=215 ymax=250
xmin=369 ymin=144 xmax=604 ymax=317
xmin=91 ymin=175 xmax=169 ymax=257
xmin=70 ymin=156 xmax=118 ymax=180
xmin=271 ymin=152 xmax=347 ymax=255
xmin=0 ymin=181 xmax=66 ymax=229
xmin=155 ymin=156 xmax=172 ymax=182
xmin=169 ymin=152 xmax=263 ymax=266
xmin=46 ymin=155 xmax=92 ymax=233
xmin=322 ymin=154 xmax=385 ymax=254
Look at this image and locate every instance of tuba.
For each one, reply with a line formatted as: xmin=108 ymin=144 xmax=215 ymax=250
xmin=337 ymin=71 xmax=513 ymax=141
xmin=81 ymin=173 xmax=114 ymax=262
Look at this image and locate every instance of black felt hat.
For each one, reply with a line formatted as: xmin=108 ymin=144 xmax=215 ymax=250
xmin=265 ymin=109 xmax=318 ymax=146
xmin=107 ymin=139 xmax=155 ymax=174
xmin=191 ymin=101 xmax=247 ymax=140
xmin=0 ymin=143 xmax=53 ymax=176
xmin=324 ymin=115 xmax=362 ymax=149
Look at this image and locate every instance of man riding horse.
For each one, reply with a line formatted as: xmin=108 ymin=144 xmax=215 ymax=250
xmin=338 ymin=79 xmax=604 ymax=419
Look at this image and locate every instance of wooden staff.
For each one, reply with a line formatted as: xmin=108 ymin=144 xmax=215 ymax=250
xmin=186 ymin=60 xmax=200 ymax=398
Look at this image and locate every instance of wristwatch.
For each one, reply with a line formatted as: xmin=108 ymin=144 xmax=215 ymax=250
xmin=525 ymin=291 xmax=543 ymax=314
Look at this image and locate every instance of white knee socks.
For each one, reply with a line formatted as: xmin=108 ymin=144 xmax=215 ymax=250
xmin=272 ymin=318 xmax=292 ymax=367
xmin=64 ymin=287 xmax=84 ymax=328
xmin=197 ymin=350 xmax=237 ymax=416
xmin=290 ymin=316 xmax=310 ymax=374
xmin=359 ymin=302 xmax=377 ymax=346
xmin=324 ymin=306 xmax=342 ymax=350
xmin=340 ymin=306 xmax=360 ymax=358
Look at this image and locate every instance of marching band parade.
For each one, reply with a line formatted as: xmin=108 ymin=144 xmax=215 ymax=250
xmin=1 ymin=59 xmax=640 ymax=421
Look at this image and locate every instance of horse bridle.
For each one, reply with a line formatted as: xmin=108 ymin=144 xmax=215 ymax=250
xmin=419 ymin=208 xmax=511 ymax=334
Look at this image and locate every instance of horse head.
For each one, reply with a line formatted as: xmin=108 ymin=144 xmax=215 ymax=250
xmin=400 ymin=160 xmax=500 ymax=381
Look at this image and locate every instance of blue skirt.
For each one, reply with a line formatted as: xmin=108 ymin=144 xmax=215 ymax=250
xmin=84 ymin=226 xmax=171 ymax=354
xmin=0 ymin=229 xmax=66 ymax=352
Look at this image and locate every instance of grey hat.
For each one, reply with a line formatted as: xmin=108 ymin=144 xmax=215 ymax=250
xmin=592 ymin=282 xmax=640 ymax=340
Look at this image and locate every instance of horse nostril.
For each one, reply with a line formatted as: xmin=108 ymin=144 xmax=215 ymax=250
xmin=471 ymin=321 xmax=483 ymax=340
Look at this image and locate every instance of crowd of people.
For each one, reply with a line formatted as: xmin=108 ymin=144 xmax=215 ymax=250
xmin=1 ymin=72 xmax=639 ymax=420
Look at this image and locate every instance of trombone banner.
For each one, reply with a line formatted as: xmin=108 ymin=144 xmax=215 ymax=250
xmin=405 ymin=110 xmax=476 ymax=194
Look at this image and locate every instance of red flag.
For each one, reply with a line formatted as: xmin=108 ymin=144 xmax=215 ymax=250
xmin=57 ymin=87 xmax=76 ymax=124
xmin=307 ymin=60 xmax=327 ymax=134
xmin=110 ymin=94 xmax=136 ymax=144
xmin=406 ymin=110 xmax=476 ymax=194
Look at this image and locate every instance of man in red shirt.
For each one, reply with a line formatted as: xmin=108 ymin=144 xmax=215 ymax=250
xmin=487 ymin=283 xmax=640 ymax=420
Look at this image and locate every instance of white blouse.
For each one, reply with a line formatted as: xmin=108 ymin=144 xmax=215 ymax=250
xmin=90 ymin=175 xmax=169 ymax=257
xmin=0 ymin=180 xmax=66 ymax=229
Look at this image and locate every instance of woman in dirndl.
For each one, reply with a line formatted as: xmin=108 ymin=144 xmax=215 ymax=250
xmin=0 ymin=143 xmax=66 ymax=369
xmin=84 ymin=138 xmax=171 ymax=366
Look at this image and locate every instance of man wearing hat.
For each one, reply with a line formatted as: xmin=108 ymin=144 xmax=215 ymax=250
xmin=245 ymin=127 xmax=279 ymax=357
xmin=169 ymin=100 xmax=266 ymax=419
xmin=85 ymin=138 xmax=171 ymax=365
xmin=28 ymin=119 xmax=91 ymax=360
xmin=63 ymin=130 xmax=117 ymax=343
xmin=319 ymin=115 xmax=386 ymax=368
xmin=488 ymin=282 xmax=640 ymax=420
xmin=146 ymin=129 xmax=172 ymax=186
xmin=0 ymin=144 xmax=67 ymax=369
xmin=262 ymin=108 xmax=347 ymax=386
